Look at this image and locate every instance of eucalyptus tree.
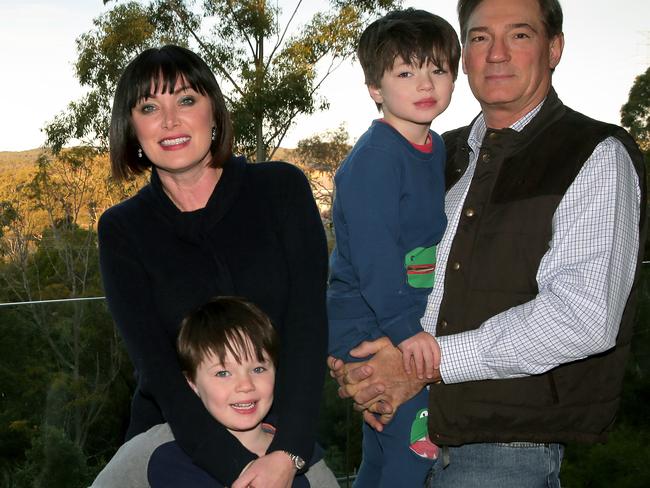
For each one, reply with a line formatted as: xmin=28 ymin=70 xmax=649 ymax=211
xmin=45 ymin=0 xmax=401 ymax=161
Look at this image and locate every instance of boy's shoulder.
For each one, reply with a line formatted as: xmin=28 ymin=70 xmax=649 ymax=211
xmin=342 ymin=121 xmax=443 ymax=171
xmin=344 ymin=121 xmax=408 ymax=163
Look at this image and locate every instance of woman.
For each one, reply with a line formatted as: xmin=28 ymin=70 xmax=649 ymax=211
xmin=98 ymin=45 xmax=328 ymax=487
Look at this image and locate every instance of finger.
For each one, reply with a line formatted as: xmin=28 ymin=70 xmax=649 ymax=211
xmin=402 ymin=350 xmax=412 ymax=374
xmin=346 ymin=363 xmax=374 ymax=384
xmin=379 ymin=411 xmax=395 ymax=425
xmin=363 ymin=409 xmax=384 ymax=432
xmin=412 ymin=349 xmax=424 ymax=379
xmin=354 ymin=383 xmax=386 ymax=405
xmin=423 ymin=346 xmax=435 ymax=379
xmin=349 ymin=336 xmax=391 ymax=359
xmin=337 ymin=385 xmax=352 ymax=399
xmin=327 ymin=356 xmax=343 ymax=372
xmin=368 ymin=399 xmax=394 ymax=416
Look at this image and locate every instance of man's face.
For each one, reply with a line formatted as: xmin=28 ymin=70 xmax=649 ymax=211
xmin=461 ymin=0 xmax=563 ymax=127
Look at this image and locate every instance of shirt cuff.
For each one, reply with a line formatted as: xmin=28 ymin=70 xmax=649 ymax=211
xmin=437 ymin=330 xmax=488 ymax=384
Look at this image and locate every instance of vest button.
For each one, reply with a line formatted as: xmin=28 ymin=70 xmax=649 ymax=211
xmin=440 ymin=320 xmax=448 ymax=329
xmin=464 ymin=208 xmax=475 ymax=218
xmin=481 ymin=152 xmax=491 ymax=163
xmin=451 ymin=261 xmax=461 ymax=271
xmin=488 ymin=131 xmax=499 ymax=140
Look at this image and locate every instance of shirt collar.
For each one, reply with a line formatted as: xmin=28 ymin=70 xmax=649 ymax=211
xmin=467 ymin=98 xmax=546 ymax=154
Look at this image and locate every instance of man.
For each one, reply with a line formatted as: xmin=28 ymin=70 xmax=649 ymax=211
xmin=329 ymin=0 xmax=647 ymax=485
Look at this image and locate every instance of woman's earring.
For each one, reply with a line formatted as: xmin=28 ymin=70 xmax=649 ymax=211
xmin=137 ymin=147 xmax=143 ymax=158
xmin=211 ymin=127 xmax=216 ymax=141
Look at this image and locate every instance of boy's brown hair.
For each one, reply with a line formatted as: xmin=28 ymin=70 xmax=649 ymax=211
xmin=177 ymin=296 xmax=279 ymax=381
xmin=357 ymin=8 xmax=461 ymax=93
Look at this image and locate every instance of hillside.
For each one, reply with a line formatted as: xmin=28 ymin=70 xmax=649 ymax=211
xmin=0 ymin=149 xmax=43 ymax=198
xmin=0 ymin=148 xmax=43 ymax=172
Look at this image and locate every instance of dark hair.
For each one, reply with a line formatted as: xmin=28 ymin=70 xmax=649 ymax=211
xmin=177 ymin=296 xmax=279 ymax=382
xmin=457 ymin=0 xmax=563 ymax=44
xmin=109 ymin=45 xmax=233 ymax=180
xmin=357 ymin=8 xmax=461 ymax=106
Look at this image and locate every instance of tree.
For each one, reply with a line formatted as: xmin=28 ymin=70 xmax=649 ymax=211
xmin=621 ymin=66 xmax=650 ymax=154
xmin=45 ymin=0 xmax=401 ymax=161
xmin=0 ymin=149 xmax=134 ymax=484
xmin=296 ymin=124 xmax=351 ymax=227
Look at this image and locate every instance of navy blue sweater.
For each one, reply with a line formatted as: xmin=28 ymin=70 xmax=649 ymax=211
xmin=328 ymin=121 xmax=446 ymax=354
xmin=98 ymin=156 xmax=328 ymax=485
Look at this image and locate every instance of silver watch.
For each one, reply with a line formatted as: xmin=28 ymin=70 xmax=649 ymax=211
xmin=282 ymin=451 xmax=306 ymax=471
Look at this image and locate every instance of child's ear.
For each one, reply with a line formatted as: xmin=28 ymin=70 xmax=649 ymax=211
xmin=367 ymin=84 xmax=384 ymax=105
xmin=184 ymin=372 xmax=200 ymax=396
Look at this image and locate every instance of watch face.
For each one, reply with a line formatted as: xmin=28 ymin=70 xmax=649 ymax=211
xmin=294 ymin=456 xmax=306 ymax=470
xmin=285 ymin=451 xmax=306 ymax=470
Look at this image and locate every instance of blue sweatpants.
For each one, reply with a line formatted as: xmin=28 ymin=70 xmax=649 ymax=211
xmin=354 ymin=388 xmax=436 ymax=488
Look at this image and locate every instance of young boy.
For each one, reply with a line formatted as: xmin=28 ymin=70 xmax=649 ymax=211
xmin=92 ymin=296 xmax=337 ymax=488
xmin=327 ymin=8 xmax=460 ymax=487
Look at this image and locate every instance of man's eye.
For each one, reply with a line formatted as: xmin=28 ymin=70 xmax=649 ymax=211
xmin=513 ymin=32 xmax=530 ymax=39
xmin=470 ymin=35 xmax=486 ymax=43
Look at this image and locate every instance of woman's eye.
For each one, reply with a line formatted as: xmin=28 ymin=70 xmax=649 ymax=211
xmin=139 ymin=104 xmax=156 ymax=114
xmin=180 ymin=96 xmax=195 ymax=106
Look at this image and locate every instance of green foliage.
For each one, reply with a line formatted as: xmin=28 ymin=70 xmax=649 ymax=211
xmin=44 ymin=0 xmax=402 ymax=160
xmin=296 ymin=124 xmax=351 ymax=224
xmin=621 ymin=67 xmax=650 ymax=154
xmin=561 ymin=426 xmax=650 ymax=487
xmin=0 ymin=149 xmax=136 ymax=485
xmin=14 ymin=426 xmax=89 ymax=488
xmin=318 ymin=375 xmax=363 ymax=476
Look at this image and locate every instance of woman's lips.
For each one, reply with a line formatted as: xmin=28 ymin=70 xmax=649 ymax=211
xmin=159 ymin=136 xmax=191 ymax=150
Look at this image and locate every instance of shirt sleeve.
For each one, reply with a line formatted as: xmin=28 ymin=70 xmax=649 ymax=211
xmin=266 ymin=166 xmax=329 ymax=462
xmin=98 ymin=211 xmax=256 ymax=485
xmin=438 ymin=137 xmax=642 ymax=383
xmin=336 ymin=147 xmax=424 ymax=346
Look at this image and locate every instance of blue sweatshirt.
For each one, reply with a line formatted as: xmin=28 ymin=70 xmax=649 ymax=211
xmin=328 ymin=120 xmax=447 ymax=355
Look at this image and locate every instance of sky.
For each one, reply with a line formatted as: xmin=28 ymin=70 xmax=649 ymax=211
xmin=0 ymin=0 xmax=648 ymax=152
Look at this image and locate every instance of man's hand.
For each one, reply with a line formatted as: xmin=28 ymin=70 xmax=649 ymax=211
xmin=232 ymin=451 xmax=296 ymax=488
xmin=328 ymin=337 xmax=437 ymax=430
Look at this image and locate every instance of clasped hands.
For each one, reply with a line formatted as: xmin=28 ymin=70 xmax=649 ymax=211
xmin=328 ymin=334 xmax=441 ymax=431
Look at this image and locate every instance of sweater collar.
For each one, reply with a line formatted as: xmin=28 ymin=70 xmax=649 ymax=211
xmin=145 ymin=155 xmax=247 ymax=241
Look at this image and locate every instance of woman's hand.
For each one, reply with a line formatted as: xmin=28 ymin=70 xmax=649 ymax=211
xmin=231 ymin=451 xmax=296 ymax=488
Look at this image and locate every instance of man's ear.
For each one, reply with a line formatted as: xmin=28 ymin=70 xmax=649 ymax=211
xmin=367 ymin=84 xmax=384 ymax=105
xmin=549 ymin=33 xmax=564 ymax=70
xmin=462 ymin=48 xmax=468 ymax=75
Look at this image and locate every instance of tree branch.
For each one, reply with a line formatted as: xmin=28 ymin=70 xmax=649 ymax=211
xmin=167 ymin=0 xmax=245 ymax=98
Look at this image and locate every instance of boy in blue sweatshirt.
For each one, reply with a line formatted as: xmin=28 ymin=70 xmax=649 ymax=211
xmin=327 ymin=8 xmax=460 ymax=487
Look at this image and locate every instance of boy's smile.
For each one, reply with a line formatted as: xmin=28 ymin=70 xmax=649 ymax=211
xmin=368 ymin=56 xmax=454 ymax=144
xmin=187 ymin=346 xmax=275 ymax=440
